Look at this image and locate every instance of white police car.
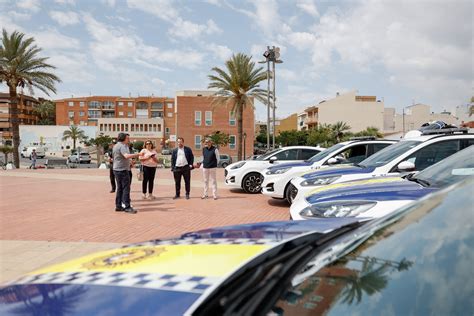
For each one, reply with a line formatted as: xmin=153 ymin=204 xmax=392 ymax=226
xmin=289 ymin=128 xmax=474 ymax=202
xmin=261 ymin=138 xmax=396 ymax=203
xmin=290 ymin=145 xmax=474 ymax=220
xmin=224 ymin=146 xmax=325 ymax=193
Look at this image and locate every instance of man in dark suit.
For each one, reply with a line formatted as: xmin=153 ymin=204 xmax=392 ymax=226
xmin=171 ymin=137 xmax=194 ymax=199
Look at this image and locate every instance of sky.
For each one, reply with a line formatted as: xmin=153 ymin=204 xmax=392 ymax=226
xmin=0 ymin=0 xmax=472 ymax=121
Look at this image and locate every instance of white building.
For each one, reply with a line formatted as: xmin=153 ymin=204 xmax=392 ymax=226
xmin=97 ymin=117 xmax=164 ymax=141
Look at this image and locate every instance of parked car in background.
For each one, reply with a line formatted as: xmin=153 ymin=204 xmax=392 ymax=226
xmin=161 ymin=148 xmax=172 ymax=155
xmin=21 ymin=146 xmax=46 ymax=159
xmin=67 ymin=152 xmax=92 ymax=164
xmin=290 ymin=145 xmax=474 ymax=220
xmin=225 ymin=146 xmax=326 ymax=193
xmin=289 ymin=129 xmax=474 ymax=203
xmin=218 ymin=154 xmax=232 ymax=168
xmin=261 ymin=138 xmax=396 ymax=203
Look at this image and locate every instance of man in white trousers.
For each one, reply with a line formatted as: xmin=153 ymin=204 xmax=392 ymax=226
xmin=201 ymin=138 xmax=220 ymax=200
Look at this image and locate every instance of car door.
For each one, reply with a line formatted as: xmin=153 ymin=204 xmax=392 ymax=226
xmin=326 ymin=144 xmax=368 ymax=165
xmin=271 ymin=148 xmax=300 ymax=164
xmin=298 ymin=148 xmax=321 ymax=160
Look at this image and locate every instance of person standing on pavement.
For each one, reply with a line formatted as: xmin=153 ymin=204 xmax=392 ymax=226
xmin=139 ymin=140 xmax=159 ymax=200
xmin=171 ymin=137 xmax=194 ymax=200
xmin=106 ymin=142 xmax=116 ymax=193
xmin=113 ymin=133 xmax=144 ymax=214
xmin=201 ymin=138 xmax=220 ymax=200
xmin=29 ymin=149 xmax=37 ymax=169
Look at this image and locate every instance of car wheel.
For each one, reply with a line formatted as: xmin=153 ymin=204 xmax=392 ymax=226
xmin=221 ymin=162 xmax=228 ymax=168
xmin=285 ymin=183 xmax=298 ymax=205
xmin=242 ymin=172 xmax=263 ymax=194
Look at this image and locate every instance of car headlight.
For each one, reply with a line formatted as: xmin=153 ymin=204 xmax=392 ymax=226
xmin=300 ymin=176 xmax=340 ymax=186
xmin=300 ymin=201 xmax=377 ymax=218
xmin=266 ymin=167 xmax=291 ymax=175
xmin=230 ymin=161 xmax=246 ymax=169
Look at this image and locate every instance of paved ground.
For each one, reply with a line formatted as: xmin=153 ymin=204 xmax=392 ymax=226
xmin=0 ymin=167 xmax=289 ymax=282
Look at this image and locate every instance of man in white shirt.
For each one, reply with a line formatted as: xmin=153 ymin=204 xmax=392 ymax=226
xmin=171 ymin=137 xmax=194 ymax=199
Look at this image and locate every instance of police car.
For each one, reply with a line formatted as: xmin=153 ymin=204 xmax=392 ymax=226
xmin=289 ymin=128 xmax=474 ymax=203
xmin=1 ymin=180 xmax=472 ymax=315
xmin=261 ymin=138 xmax=396 ymax=203
xmin=290 ymin=145 xmax=474 ymax=220
xmin=224 ymin=146 xmax=325 ymax=193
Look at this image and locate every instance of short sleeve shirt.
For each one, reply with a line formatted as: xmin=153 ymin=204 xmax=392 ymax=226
xmin=113 ymin=142 xmax=131 ymax=171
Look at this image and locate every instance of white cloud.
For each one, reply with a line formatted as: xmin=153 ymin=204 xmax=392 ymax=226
xmin=32 ymin=28 xmax=80 ymax=50
xmin=49 ymin=10 xmax=79 ymax=26
xmin=49 ymin=52 xmax=95 ymax=83
xmin=206 ymin=43 xmax=233 ymax=61
xmin=101 ymin=0 xmax=116 ymax=7
xmin=278 ymin=69 xmax=298 ymax=81
xmin=127 ymin=0 xmax=179 ymax=22
xmin=8 ymin=11 xmax=32 ymax=21
xmin=169 ymin=18 xmax=222 ymax=39
xmin=54 ymin=0 xmax=75 ymax=4
xmin=17 ymin=0 xmax=40 ymax=12
xmin=296 ymin=0 xmax=320 ymax=17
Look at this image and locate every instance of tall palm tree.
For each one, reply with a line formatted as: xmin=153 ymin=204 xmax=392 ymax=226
xmin=332 ymin=121 xmax=351 ymax=142
xmin=0 ymin=29 xmax=60 ymax=168
xmin=33 ymin=100 xmax=55 ymax=125
xmin=208 ymin=53 xmax=270 ymax=160
xmin=62 ymin=126 xmax=85 ymax=150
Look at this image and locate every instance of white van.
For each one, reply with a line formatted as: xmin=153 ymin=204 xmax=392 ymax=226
xmin=21 ymin=147 xmax=46 ymax=159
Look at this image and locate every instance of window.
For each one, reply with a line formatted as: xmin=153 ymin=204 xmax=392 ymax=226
xmin=165 ymin=127 xmax=170 ymax=135
xmin=136 ymin=101 xmax=148 ymax=109
xmin=195 ymin=135 xmax=202 ymax=149
xmin=368 ymin=143 xmax=392 ymax=156
xmin=229 ymin=135 xmax=236 ymax=149
xmin=79 ymin=111 xmax=84 ymax=117
xmin=68 ymin=101 xmax=74 ymax=106
xmin=127 ymin=111 xmax=133 ymax=117
xmin=88 ymin=110 xmax=101 ymax=118
xmin=299 ymin=149 xmax=320 ymax=160
xmin=88 ymin=101 xmax=101 ymax=109
xmin=119 ymin=111 xmax=124 ymax=116
xmin=339 ymin=144 xmax=368 ymax=164
xmin=79 ymin=101 xmax=85 ymax=107
xmin=118 ymin=101 xmax=124 ymax=106
xmin=151 ymin=102 xmax=163 ymax=110
xmin=151 ymin=111 xmax=163 ymax=118
xmin=167 ymin=102 xmax=173 ymax=109
xmin=127 ymin=102 xmax=133 ymax=107
xmin=404 ymin=140 xmax=460 ymax=171
xmin=205 ymin=111 xmax=212 ymax=126
xmin=195 ymin=111 xmax=202 ymax=126
xmin=229 ymin=111 xmax=236 ymax=126
xmin=103 ymin=101 xmax=114 ymax=109
xmin=68 ymin=111 xmax=74 ymax=118
xmin=273 ymin=149 xmax=299 ymax=161
xmin=167 ymin=112 xmax=173 ymax=118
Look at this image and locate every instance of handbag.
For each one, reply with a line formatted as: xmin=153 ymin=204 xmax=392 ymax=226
xmin=137 ymin=165 xmax=144 ymax=181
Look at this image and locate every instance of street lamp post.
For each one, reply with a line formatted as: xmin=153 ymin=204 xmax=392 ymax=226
xmin=243 ymin=132 xmax=247 ymax=160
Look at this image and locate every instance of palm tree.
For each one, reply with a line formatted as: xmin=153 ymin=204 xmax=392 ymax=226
xmin=0 ymin=29 xmax=60 ymax=168
xmin=332 ymin=121 xmax=351 ymax=142
xmin=62 ymin=126 xmax=85 ymax=150
xmin=208 ymin=53 xmax=270 ymax=160
xmin=33 ymin=100 xmax=55 ymax=125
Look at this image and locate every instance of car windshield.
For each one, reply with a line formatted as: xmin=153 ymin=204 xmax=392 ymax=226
xmin=256 ymin=149 xmax=281 ymax=160
xmin=308 ymin=143 xmax=346 ymax=162
xmin=272 ymin=179 xmax=474 ymax=316
xmin=413 ymin=146 xmax=474 ymax=187
xmin=359 ymin=140 xmax=421 ymax=168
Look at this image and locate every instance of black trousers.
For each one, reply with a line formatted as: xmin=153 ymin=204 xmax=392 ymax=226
xmin=173 ymin=165 xmax=191 ymax=196
xmin=142 ymin=166 xmax=156 ymax=194
xmin=109 ymin=166 xmax=116 ymax=191
xmin=114 ymin=170 xmax=131 ymax=209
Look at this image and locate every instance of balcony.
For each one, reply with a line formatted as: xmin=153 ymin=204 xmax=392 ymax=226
xmin=304 ymin=115 xmax=318 ymax=124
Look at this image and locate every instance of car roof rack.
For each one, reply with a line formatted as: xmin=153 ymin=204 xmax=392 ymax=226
xmin=421 ymin=127 xmax=469 ymax=135
xmin=349 ymin=136 xmax=376 ymax=141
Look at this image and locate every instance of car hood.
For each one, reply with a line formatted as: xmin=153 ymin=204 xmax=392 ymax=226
xmin=267 ymin=160 xmax=313 ymax=171
xmin=305 ymin=177 xmax=437 ymax=203
xmin=0 ymin=219 xmax=362 ymax=316
xmin=301 ymin=165 xmax=376 ymax=179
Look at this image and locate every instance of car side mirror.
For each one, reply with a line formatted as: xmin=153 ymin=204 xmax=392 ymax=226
xmin=397 ymin=161 xmax=415 ymax=172
xmin=269 ymin=156 xmax=278 ymax=164
xmin=327 ymin=157 xmax=339 ymax=165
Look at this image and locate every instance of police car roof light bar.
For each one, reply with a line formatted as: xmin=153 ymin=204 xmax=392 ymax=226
xmin=421 ymin=127 xmax=469 ymax=135
xmin=349 ymin=136 xmax=376 ymax=141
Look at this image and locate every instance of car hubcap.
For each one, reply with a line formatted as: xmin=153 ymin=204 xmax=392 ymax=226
xmin=245 ymin=174 xmax=263 ymax=193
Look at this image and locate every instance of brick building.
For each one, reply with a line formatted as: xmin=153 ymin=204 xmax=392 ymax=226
xmin=55 ymin=91 xmax=255 ymax=159
xmin=0 ymin=93 xmax=40 ymax=145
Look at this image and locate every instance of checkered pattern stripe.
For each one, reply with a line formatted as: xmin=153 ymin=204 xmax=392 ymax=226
xmin=6 ymin=271 xmax=221 ymax=294
xmin=125 ymin=238 xmax=280 ymax=248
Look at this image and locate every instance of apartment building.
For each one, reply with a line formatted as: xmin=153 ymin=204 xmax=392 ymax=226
xmin=303 ymin=91 xmax=385 ymax=132
xmin=0 ymin=93 xmax=40 ymax=145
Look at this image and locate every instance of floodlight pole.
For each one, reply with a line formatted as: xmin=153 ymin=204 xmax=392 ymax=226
xmin=272 ymin=54 xmax=276 ymax=149
xmin=266 ymin=47 xmax=271 ymax=151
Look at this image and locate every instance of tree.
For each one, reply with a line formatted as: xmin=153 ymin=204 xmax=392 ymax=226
xmin=208 ymin=53 xmax=270 ymax=160
xmin=62 ymin=126 xmax=85 ymax=150
xmin=33 ymin=100 xmax=55 ymax=125
xmin=0 ymin=145 xmax=14 ymax=163
xmin=84 ymin=133 xmax=113 ymax=166
xmin=331 ymin=121 xmax=351 ymax=142
xmin=353 ymin=126 xmax=383 ymax=138
xmin=205 ymin=131 xmax=230 ymax=148
xmin=0 ymin=29 xmax=60 ymax=168
xmin=133 ymin=141 xmax=144 ymax=151
xmin=307 ymin=124 xmax=336 ymax=147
